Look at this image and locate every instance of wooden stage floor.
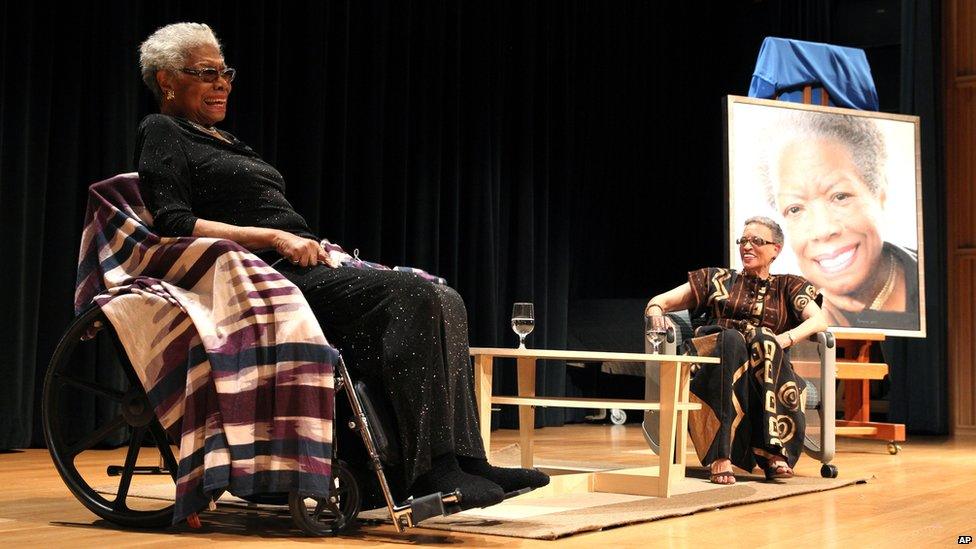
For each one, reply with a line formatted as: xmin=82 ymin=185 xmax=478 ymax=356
xmin=1 ymin=424 xmax=973 ymax=547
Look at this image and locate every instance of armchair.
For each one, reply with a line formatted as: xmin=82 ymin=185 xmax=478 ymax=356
xmin=641 ymin=310 xmax=838 ymax=478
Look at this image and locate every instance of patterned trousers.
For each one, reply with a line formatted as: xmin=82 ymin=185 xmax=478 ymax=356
xmin=685 ymin=326 xmax=806 ymax=472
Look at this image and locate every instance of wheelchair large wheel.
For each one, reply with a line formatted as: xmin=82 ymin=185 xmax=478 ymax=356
xmin=289 ymin=461 xmax=361 ymax=536
xmin=42 ymin=306 xmax=178 ymax=528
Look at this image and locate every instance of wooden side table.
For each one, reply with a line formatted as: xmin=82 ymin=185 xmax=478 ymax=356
xmin=469 ymin=347 xmax=717 ymax=498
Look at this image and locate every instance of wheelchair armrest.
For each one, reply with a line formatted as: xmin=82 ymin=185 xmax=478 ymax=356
xmin=352 ymin=380 xmax=401 ymax=466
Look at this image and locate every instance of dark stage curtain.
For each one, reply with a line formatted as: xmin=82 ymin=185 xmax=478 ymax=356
xmin=881 ymin=0 xmax=948 ymax=434
xmin=0 ymin=0 xmax=948 ymax=450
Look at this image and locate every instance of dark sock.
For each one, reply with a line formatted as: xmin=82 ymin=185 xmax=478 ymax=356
xmin=410 ymin=453 xmax=505 ymax=510
xmin=456 ymin=455 xmax=550 ymax=494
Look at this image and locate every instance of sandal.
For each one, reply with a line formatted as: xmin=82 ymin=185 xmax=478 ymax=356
xmin=709 ymin=469 xmax=736 ymax=485
xmin=763 ymin=461 xmax=794 ymax=480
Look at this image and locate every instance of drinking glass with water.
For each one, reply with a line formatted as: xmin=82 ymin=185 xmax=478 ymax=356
xmin=511 ymin=302 xmax=535 ymax=349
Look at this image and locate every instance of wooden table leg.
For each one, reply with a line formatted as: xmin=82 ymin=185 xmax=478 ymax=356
xmin=473 ymin=354 xmax=494 ymax=454
xmin=657 ymin=361 xmax=680 ymax=497
xmin=676 ymin=363 xmax=690 ymax=468
xmin=517 ymin=357 xmax=537 ymax=468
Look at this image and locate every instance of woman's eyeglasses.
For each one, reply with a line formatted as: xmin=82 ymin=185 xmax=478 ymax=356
xmin=736 ymin=236 xmax=776 ymax=247
xmin=181 ymin=67 xmax=237 ymax=83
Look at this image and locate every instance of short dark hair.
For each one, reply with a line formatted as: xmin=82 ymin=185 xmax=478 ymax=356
xmin=744 ymin=215 xmax=784 ymax=245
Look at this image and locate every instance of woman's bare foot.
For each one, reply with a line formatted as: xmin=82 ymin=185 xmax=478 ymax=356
xmin=764 ymin=458 xmax=794 ymax=480
xmin=709 ymin=458 xmax=736 ymax=485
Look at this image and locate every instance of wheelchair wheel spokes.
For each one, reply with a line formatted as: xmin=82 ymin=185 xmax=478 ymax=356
xmin=311 ymin=499 xmax=328 ymax=521
xmin=43 ymin=306 xmax=175 ymax=528
xmin=56 ymin=374 xmax=126 ymax=403
xmin=67 ymin=414 xmax=127 ymax=458
xmin=289 ymin=461 xmax=360 ymax=536
xmin=148 ymin=420 xmax=179 ymax=480
xmin=112 ymin=426 xmax=147 ymax=511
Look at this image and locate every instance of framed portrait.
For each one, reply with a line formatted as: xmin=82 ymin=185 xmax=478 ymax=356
xmin=724 ymin=95 xmax=925 ymax=338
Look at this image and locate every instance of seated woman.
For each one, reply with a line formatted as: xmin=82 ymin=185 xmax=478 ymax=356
xmin=645 ymin=216 xmax=828 ymax=484
xmin=135 ymin=22 xmax=547 ymax=509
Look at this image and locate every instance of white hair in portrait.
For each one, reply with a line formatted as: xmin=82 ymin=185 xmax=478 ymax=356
xmin=757 ymin=110 xmax=888 ymax=210
xmin=139 ymin=22 xmax=223 ymax=101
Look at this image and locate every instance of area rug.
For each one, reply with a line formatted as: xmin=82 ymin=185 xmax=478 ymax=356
xmin=359 ymin=471 xmax=865 ymax=539
xmin=98 ymin=445 xmax=867 ymax=540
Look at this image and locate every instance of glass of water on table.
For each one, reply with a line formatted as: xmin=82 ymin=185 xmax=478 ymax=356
xmin=511 ymin=302 xmax=535 ymax=349
xmin=647 ymin=320 xmax=667 ymax=354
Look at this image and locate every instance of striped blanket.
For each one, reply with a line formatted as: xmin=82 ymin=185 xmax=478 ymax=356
xmin=75 ymin=173 xmax=336 ymax=524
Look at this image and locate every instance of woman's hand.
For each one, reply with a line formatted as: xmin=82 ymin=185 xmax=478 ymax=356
xmin=272 ymin=231 xmax=334 ymax=267
xmin=777 ymin=301 xmax=829 ymax=350
xmin=644 ymin=284 xmax=694 ymax=330
xmin=188 ymin=220 xmax=339 ymax=267
xmin=649 ymin=314 xmax=675 ymax=331
xmin=645 ymin=302 xmax=674 ymax=331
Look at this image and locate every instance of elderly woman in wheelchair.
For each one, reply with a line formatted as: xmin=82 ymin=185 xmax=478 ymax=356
xmin=45 ymin=22 xmax=547 ymax=535
xmin=645 ymin=216 xmax=828 ymax=485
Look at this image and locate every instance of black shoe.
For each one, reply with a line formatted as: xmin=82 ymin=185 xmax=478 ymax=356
xmin=410 ymin=454 xmax=505 ymax=510
xmin=457 ymin=455 xmax=550 ymax=494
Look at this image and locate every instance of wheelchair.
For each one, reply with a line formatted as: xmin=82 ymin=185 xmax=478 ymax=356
xmin=42 ymin=304 xmax=466 ymax=536
xmin=641 ymin=310 xmax=839 ymax=479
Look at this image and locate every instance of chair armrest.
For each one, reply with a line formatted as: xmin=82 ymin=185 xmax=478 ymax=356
xmin=644 ymin=310 xmax=697 ymax=347
xmin=808 ymin=331 xmax=835 ymax=349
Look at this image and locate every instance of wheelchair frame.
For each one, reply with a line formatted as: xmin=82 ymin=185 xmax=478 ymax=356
xmin=42 ymin=305 xmax=463 ymax=536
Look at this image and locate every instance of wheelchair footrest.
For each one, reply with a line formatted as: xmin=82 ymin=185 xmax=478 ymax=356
xmin=503 ymin=487 xmax=533 ymax=499
xmin=405 ymin=490 xmax=462 ymax=523
xmin=106 ymin=465 xmax=169 ymax=476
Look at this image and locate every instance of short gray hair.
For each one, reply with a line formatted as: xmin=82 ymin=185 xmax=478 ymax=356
xmin=139 ymin=23 xmax=223 ymax=102
xmin=744 ymin=215 xmax=784 ymax=245
xmin=760 ymin=111 xmax=887 ymax=210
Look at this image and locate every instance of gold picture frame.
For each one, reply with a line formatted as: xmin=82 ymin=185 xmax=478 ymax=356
xmin=724 ymin=95 xmax=925 ymax=338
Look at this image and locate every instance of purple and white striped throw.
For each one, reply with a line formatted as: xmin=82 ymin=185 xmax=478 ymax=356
xmin=75 ymin=173 xmax=336 ymax=524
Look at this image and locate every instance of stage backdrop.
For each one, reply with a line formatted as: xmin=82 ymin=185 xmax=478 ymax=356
xmin=725 ymin=96 xmax=925 ymax=337
xmin=0 ymin=0 xmax=949 ymax=450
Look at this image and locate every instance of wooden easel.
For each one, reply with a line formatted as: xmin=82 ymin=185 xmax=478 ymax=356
xmin=832 ymin=331 xmax=906 ymax=453
xmin=774 ymin=84 xmax=832 ymax=106
xmin=776 ymin=85 xmax=907 ymax=454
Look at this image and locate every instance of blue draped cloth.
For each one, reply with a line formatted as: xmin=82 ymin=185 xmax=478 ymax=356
xmin=748 ymin=37 xmax=879 ymax=111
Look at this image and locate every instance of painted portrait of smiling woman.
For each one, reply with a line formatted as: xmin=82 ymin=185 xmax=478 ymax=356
xmin=725 ymin=97 xmax=925 ymax=336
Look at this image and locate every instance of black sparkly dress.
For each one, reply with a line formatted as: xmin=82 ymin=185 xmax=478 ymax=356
xmin=135 ymin=114 xmax=485 ymax=485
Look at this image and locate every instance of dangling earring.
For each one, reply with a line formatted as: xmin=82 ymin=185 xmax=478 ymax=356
xmin=165 ymin=90 xmax=175 ymax=100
